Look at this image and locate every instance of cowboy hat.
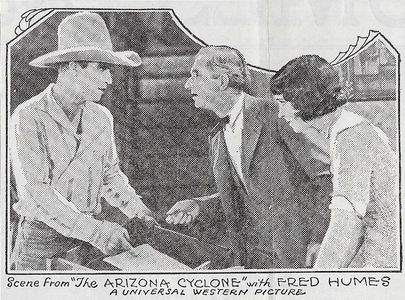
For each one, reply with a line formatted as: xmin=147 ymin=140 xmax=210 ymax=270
xmin=29 ymin=12 xmax=141 ymax=68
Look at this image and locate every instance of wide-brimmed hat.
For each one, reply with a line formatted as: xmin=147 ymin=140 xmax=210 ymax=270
xmin=30 ymin=12 xmax=141 ymax=68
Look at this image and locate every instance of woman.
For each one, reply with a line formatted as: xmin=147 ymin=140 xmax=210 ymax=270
xmin=270 ymin=55 xmax=398 ymax=268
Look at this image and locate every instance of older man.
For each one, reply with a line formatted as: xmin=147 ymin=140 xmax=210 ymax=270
xmin=166 ymin=46 xmax=329 ymax=269
xmin=10 ymin=12 xmax=156 ymax=270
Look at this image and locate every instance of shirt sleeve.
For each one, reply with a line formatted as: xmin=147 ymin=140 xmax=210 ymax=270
xmin=100 ymin=109 xmax=150 ymax=219
xmin=315 ymin=208 xmax=364 ymax=268
xmin=330 ymin=124 xmax=374 ymax=217
xmin=10 ymin=108 xmax=102 ymax=242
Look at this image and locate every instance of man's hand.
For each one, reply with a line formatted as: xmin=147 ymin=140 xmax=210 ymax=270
xmin=136 ymin=208 xmax=159 ymax=228
xmin=305 ymin=242 xmax=321 ymax=268
xmin=165 ymin=199 xmax=200 ymax=225
xmin=95 ymin=221 xmax=133 ymax=255
xmin=104 ymin=226 xmax=133 ymax=255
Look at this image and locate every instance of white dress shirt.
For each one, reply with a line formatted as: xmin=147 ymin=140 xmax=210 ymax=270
xmin=223 ymin=92 xmax=245 ymax=185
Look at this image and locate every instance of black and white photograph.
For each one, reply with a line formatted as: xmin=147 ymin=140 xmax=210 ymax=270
xmin=1 ymin=1 xmax=404 ymax=299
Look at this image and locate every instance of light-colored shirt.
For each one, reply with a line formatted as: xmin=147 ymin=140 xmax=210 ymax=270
xmin=327 ymin=109 xmax=398 ymax=267
xmin=10 ymin=84 xmax=149 ymax=243
xmin=223 ymin=92 xmax=245 ymax=184
xmin=328 ymin=109 xmax=395 ymax=217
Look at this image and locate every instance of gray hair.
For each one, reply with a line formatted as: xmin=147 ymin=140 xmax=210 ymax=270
xmin=197 ymin=46 xmax=251 ymax=92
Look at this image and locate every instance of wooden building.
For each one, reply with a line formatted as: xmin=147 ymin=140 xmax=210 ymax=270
xmin=331 ymin=30 xmax=398 ymax=101
xmin=330 ymin=30 xmax=399 ymax=148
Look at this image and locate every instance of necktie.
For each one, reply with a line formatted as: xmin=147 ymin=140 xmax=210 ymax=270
xmin=219 ymin=115 xmax=230 ymax=127
xmin=75 ymin=109 xmax=83 ymax=152
xmin=76 ymin=109 xmax=83 ymax=135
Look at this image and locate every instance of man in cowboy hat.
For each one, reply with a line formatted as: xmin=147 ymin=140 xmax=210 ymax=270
xmin=10 ymin=12 xmax=156 ymax=270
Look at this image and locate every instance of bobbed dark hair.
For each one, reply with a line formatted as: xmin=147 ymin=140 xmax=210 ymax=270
xmin=270 ymin=55 xmax=346 ymax=121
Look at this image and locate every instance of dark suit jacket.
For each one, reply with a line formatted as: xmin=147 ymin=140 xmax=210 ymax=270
xmin=208 ymin=94 xmax=312 ymax=268
xmin=277 ymin=118 xmax=332 ymax=246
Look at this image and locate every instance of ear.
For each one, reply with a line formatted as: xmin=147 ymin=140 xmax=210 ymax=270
xmin=219 ymin=74 xmax=230 ymax=91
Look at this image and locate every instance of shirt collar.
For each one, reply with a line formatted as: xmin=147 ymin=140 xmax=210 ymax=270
xmin=44 ymin=83 xmax=69 ymax=124
xmin=227 ymin=92 xmax=245 ymax=127
xmin=44 ymin=83 xmax=84 ymax=135
xmin=305 ymin=108 xmax=344 ymax=139
xmin=330 ymin=109 xmax=364 ymax=139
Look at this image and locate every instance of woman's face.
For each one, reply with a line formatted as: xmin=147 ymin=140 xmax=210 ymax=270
xmin=275 ymin=94 xmax=308 ymax=133
xmin=276 ymin=94 xmax=298 ymax=122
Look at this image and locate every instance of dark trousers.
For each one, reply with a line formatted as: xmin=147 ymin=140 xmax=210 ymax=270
xmin=11 ymin=218 xmax=79 ymax=270
xmin=245 ymin=246 xmax=281 ymax=269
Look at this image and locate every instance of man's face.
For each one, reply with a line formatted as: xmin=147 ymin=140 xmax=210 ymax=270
xmin=184 ymin=55 xmax=224 ymax=116
xmin=73 ymin=62 xmax=112 ymax=104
